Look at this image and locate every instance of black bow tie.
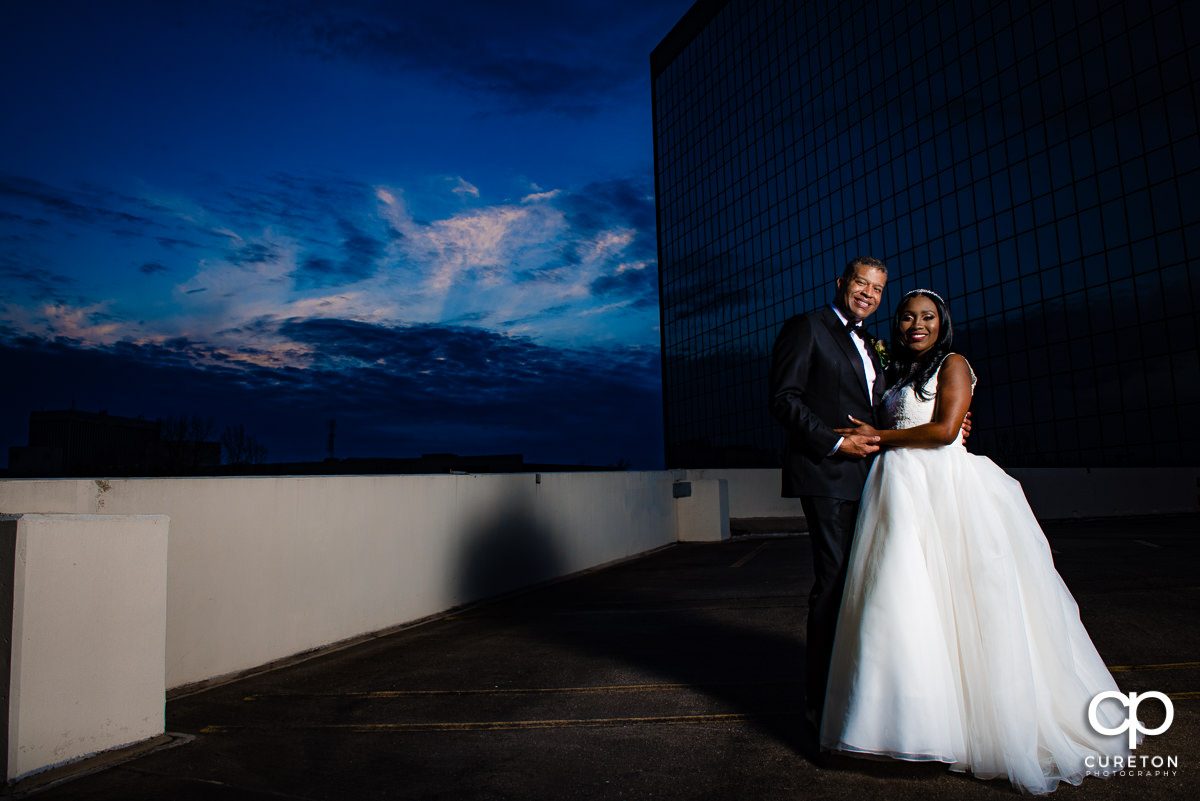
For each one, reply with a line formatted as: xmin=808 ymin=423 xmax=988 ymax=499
xmin=846 ymin=322 xmax=868 ymax=340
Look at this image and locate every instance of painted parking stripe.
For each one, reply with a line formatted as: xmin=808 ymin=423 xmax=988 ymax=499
xmin=201 ymin=712 xmax=781 ymax=734
xmin=1107 ymin=661 xmax=1200 ymax=673
xmin=731 ymin=541 xmax=772 ymax=568
xmin=241 ymin=680 xmax=796 ymax=701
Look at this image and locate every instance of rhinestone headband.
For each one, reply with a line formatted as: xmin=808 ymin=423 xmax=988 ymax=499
xmin=903 ymin=288 xmax=945 ymax=304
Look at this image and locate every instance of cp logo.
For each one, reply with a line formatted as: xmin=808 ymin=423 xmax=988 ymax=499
xmin=1088 ymin=691 xmax=1174 ymax=750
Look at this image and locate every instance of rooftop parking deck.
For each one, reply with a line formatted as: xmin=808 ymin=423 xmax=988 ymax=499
xmin=20 ymin=515 xmax=1199 ymax=800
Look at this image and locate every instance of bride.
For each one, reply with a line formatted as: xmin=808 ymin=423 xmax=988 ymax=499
xmin=820 ymin=289 xmax=1132 ymax=794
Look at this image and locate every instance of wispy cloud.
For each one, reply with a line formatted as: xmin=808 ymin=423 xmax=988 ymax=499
xmin=226 ymin=243 xmax=277 ymax=266
xmin=6 ymin=301 xmax=124 ymax=344
xmin=291 ymin=218 xmax=385 ymax=290
xmin=0 ymin=259 xmax=78 ymax=302
xmin=0 ymin=0 xmax=682 ymax=469
xmin=0 ymin=173 xmax=155 ymax=232
xmin=1 ymin=168 xmax=660 ymax=361
xmin=451 ymin=177 xmax=480 ymax=198
xmin=251 ymin=0 xmax=689 ymax=115
xmin=0 ymin=162 xmax=663 ymax=466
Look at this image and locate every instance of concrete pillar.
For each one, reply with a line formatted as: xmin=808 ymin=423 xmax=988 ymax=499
xmin=674 ymin=479 xmax=730 ymax=542
xmin=0 ymin=513 xmax=168 ymax=783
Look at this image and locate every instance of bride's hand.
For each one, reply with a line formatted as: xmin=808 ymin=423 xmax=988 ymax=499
xmin=835 ymin=415 xmax=879 ymax=438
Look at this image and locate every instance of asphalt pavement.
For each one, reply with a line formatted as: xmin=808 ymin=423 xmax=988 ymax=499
xmin=16 ymin=515 xmax=1198 ymax=800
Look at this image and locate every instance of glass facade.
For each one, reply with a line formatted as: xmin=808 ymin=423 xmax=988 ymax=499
xmin=652 ymin=0 xmax=1200 ymax=468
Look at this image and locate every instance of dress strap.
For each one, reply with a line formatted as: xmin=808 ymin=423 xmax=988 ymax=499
xmin=935 ymin=353 xmax=977 ymax=392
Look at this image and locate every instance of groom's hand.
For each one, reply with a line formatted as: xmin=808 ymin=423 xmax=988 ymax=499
xmin=960 ymin=411 xmax=973 ymax=442
xmin=834 ymin=415 xmax=881 ymax=458
xmin=836 ymin=433 xmax=880 ymax=458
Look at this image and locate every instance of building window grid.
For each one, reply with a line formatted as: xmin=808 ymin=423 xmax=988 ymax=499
xmin=655 ymin=1 xmax=1199 ymax=466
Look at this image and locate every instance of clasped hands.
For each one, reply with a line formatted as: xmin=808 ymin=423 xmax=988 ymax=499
xmin=834 ymin=418 xmax=881 ymax=458
xmin=835 ymin=411 xmax=973 ymax=459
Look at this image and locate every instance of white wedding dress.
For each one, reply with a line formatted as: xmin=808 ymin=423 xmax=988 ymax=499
xmin=820 ymin=355 xmax=1132 ymax=795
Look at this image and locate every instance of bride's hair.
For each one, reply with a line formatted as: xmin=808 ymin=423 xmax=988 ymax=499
xmin=887 ymin=289 xmax=954 ymax=400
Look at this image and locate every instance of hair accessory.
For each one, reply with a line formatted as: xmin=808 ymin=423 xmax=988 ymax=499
xmin=903 ymin=288 xmax=945 ymax=304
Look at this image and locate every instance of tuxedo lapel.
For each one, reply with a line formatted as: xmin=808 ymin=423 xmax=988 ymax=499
xmin=870 ymin=347 xmax=886 ymax=413
xmin=819 ymin=308 xmax=873 ymax=406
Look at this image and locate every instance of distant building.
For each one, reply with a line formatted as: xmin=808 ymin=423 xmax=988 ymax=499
xmin=5 ymin=410 xmax=621 ymax=478
xmin=206 ymin=453 xmax=624 ymax=476
xmin=652 ymin=0 xmax=1200 ymax=468
xmin=7 ymin=410 xmax=219 ymax=477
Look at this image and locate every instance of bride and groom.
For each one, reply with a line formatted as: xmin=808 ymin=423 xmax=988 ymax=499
xmin=769 ymin=256 xmax=1131 ymax=794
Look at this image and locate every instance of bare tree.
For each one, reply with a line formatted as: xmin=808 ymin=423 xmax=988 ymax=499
xmin=161 ymin=414 xmax=215 ymax=444
xmin=222 ymin=423 xmax=268 ymax=466
xmin=160 ymin=414 xmax=218 ymax=474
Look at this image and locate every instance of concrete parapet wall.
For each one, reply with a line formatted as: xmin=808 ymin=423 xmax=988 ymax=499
xmin=683 ymin=468 xmax=804 ymax=520
xmin=0 ymin=465 xmax=1192 ymax=703
xmin=684 ymin=466 xmax=1200 ymax=522
xmin=0 ymin=473 xmax=677 ymax=691
xmin=0 ymin=513 xmax=167 ymax=782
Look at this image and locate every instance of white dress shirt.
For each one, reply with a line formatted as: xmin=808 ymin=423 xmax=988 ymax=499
xmin=828 ymin=304 xmax=878 ymax=456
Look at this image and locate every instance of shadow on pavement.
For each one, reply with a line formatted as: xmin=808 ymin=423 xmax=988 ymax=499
xmin=455 ymin=513 xmax=815 ymax=760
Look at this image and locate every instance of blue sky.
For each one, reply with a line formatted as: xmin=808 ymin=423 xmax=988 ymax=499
xmin=0 ymin=0 xmax=693 ymax=468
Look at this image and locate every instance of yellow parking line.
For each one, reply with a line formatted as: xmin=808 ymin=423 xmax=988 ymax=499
xmin=1134 ymin=539 xmax=1161 ymax=549
xmin=1169 ymin=691 xmax=1200 ymax=700
xmin=1108 ymin=661 xmax=1200 ymax=673
xmin=731 ymin=541 xmax=772 ymax=568
xmin=202 ymin=712 xmax=765 ymax=734
xmin=242 ymin=682 xmax=757 ymax=701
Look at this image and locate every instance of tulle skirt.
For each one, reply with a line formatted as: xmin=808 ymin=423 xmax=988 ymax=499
xmin=820 ymin=444 xmax=1132 ymax=794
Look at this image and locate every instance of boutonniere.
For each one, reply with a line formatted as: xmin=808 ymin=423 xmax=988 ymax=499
xmin=872 ymin=337 xmax=890 ymax=368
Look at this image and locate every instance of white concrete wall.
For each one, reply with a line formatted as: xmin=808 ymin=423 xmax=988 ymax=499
xmin=684 ymin=466 xmax=1200 ymax=522
xmin=0 ymin=513 xmax=167 ymax=782
xmin=0 ymin=464 xmax=1192 ymax=700
xmin=683 ymin=468 xmax=805 ymax=520
xmin=0 ymin=472 xmax=677 ymax=691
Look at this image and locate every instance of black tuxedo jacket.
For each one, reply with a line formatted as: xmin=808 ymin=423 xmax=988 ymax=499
xmin=769 ymin=306 xmax=887 ymax=500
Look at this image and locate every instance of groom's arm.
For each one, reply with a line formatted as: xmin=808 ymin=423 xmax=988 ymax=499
xmin=769 ymin=316 xmax=877 ymax=459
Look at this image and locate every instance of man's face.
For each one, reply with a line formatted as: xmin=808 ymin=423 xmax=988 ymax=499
xmin=834 ymin=264 xmax=886 ymax=322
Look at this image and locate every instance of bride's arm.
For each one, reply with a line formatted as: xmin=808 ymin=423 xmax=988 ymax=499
xmin=837 ymin=354 xmax=974 ymax=448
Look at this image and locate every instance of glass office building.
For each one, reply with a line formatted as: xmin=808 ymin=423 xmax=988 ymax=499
xmin=653 ymin=0 xmax=1200 ymax=468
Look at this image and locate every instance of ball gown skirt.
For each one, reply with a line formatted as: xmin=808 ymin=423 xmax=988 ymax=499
xmin=819 ymin=443 xmax=1132 ymax=795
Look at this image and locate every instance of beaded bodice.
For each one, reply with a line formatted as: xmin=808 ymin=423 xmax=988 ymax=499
xmin=882 ymin=355 xmax=976 ymax=445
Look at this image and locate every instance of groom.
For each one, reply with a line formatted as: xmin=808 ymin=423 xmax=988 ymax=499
xmin=768 ymin=256 xmax=888 ymax=728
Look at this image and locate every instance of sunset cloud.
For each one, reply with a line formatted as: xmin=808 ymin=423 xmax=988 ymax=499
xmin=1 ymin=321 xmax=663 ymax=467
xmin=0 ymin=0 xmax=684 ymax=467
xmin=0 ymin=169 xmax=660 ymax=378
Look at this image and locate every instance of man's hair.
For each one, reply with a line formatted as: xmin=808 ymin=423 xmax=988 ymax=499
xmin=840 ymin=256 xmax=887 ymax=280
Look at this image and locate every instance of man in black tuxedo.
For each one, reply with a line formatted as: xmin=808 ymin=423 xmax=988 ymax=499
xmin=769 ymin=256 xmax=888 ymax=727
